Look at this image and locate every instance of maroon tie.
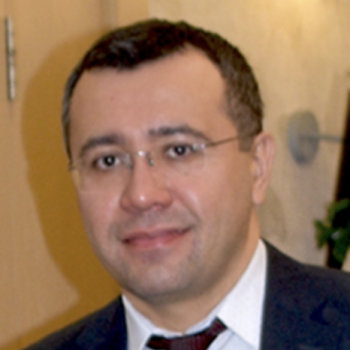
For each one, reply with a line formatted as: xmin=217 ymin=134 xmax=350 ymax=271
xmin=146 ymin=318 xmax=226 ymax=350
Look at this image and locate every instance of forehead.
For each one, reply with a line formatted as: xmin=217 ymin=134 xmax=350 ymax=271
xmin=69 ymin=49 xmax=237 ymax=150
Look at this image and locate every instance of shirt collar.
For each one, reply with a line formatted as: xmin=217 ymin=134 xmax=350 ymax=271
xmin=217 ymin=239 xmax=266 ymax=348
xmin=123 ymin=239 xmax=267 ymax=350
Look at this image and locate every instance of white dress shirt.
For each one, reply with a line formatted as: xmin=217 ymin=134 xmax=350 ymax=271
xmin=123 ymin=239 xmax=267 ymax=350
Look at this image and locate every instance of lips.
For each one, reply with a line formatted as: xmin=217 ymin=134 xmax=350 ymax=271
xmin=122 ymin=227 xmax=189 ymax=250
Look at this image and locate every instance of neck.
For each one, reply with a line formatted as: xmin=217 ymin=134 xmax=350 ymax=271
xmin=124 ymin=289 xmax=223 ymax=332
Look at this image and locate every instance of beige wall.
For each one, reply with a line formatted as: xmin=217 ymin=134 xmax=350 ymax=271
xmin=150 ymin=0 xmax=350 ymax=270
xmin=103 ymin=0 xmax=149 ymax=27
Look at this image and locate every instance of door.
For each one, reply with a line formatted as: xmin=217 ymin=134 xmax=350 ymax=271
xmin=0 ymin=1 xmax=124 ymax=348
xmin=0 ymin=1 xmax=17 ymax=347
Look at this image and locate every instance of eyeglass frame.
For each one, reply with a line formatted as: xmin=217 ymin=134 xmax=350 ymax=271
xmin=68 ymin=133 xmax=255 ymax=174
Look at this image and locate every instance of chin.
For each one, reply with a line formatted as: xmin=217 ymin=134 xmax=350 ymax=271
xmin=119 ymin=268 xmax=193 ymax=303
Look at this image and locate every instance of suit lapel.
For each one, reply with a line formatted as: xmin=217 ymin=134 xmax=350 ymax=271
xmin=261 ymin=243 xmax=347 ymax=350
xmin=76 ymin=297 xmax=128 ymax=350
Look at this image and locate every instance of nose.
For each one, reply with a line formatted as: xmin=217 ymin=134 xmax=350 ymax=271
xmin=119 ymin=154 xmax=173 ymax=213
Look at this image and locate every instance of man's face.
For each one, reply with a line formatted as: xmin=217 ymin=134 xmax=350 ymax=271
xmin=69 ymin=49 xmax=272 ymax=306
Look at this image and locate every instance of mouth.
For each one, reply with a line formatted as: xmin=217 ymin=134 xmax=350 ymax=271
xmin=121 ymin=227 xmax=190 ymax=250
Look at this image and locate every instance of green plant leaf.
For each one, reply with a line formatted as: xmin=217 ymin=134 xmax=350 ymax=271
xmin=315 ymin=199 xmax=350 ymax=265
xmin=314 ymin=220 xmax=335 ymax=247
xmin=333 ymin=227 xmax=350 ymax=264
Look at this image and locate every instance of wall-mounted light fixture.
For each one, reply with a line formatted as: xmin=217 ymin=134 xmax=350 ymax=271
xmin=288 ymin=111 xmax=343 ymax=164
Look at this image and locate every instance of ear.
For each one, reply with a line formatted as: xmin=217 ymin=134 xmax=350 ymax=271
xmin=250 ymin=132 xmax=275 ymax=205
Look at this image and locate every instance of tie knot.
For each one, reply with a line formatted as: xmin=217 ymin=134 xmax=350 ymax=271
xmin=147 ymin=318 xmax=226 ymax=350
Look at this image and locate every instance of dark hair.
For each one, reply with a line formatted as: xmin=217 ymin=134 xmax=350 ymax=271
xmin=62 ymin=19 xmax=263 ymax=157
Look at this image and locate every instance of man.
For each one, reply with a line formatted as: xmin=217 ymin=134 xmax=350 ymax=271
xmin=26 ymin=19 xmax=350 ymax=350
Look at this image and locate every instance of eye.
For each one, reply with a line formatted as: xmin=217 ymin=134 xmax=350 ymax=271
xmin=165 ymin=144 xmax=197 ymax=159
xmin=92 ymin=154 xmax=123 ymax=171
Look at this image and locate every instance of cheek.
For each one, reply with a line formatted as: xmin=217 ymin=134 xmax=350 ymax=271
xmin=200 ymin=159 xmax=254 ymax=221
xmin=173 ymin=172 xmax=230 ymax=239
xmin=77 ymin=192 xmax=120 ymax=243
xmin=172 ymin=174 xmax=212 ymax=220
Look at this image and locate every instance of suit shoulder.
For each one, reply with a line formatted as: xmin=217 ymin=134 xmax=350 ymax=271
xmin=266 ymin=242 xmax=350 ymax=305
xmin=23 ymin=298 xmax=125 ymax=350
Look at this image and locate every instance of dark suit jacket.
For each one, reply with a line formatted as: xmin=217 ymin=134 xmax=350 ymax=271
xmin=25 ymin=243 xmax=350 ymax=350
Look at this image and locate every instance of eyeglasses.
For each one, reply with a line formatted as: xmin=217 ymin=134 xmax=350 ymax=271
xmin=69 ymin=135 xmax=248 ymax=193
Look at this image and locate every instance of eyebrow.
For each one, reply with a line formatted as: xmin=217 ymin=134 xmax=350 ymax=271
xmin=78 ymin=124 xmax=210 ymax=158
xmin=79 ymin=134 xmax=124 ymax=158
xmin=148 ymin=124 xmax=211 ymax=142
